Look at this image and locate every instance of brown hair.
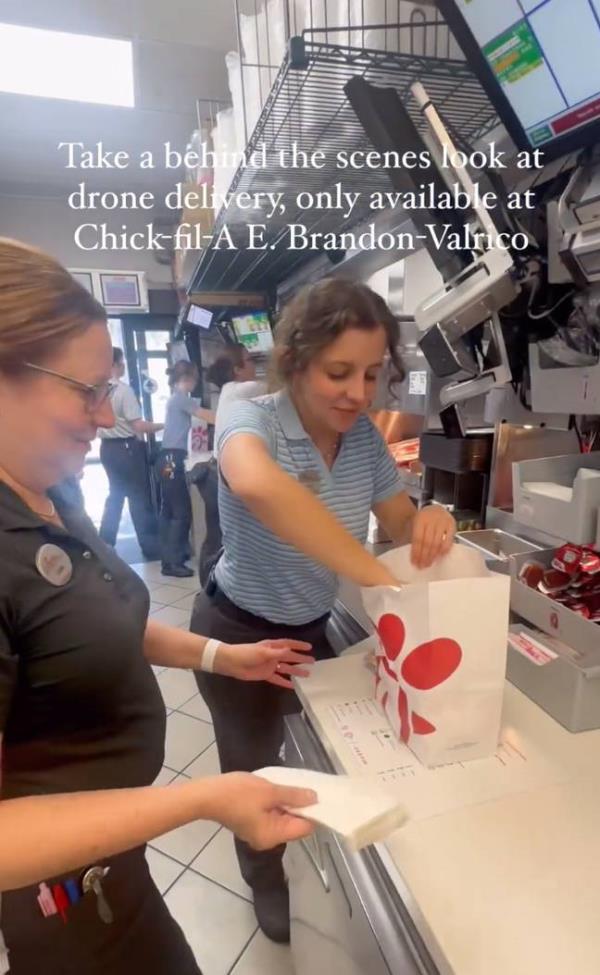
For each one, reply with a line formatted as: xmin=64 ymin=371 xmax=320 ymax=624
xmin=270 ymin=278 xmax=404 ymax=390
xmin=0 ymin=237 xmax=106 ymax=374
xmin=206 ymin=343 xmax=247 ymax=389
xmin=167 ymin=360 xmax=198 ymax=387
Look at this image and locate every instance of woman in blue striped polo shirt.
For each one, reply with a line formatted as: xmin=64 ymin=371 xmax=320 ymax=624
xmin=190 ymin=278 xmax=456 ymax=943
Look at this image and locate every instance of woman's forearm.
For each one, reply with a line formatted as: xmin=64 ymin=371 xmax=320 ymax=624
xmin=144 ymin=619 xmax=205 ymax=669
xmin=241 ymin=469 xmax=397 ymax=587
xmin=194 ymin=407 xmax=216 ymax=425
xmin=0 ymin=777 xmax=218 ymax=892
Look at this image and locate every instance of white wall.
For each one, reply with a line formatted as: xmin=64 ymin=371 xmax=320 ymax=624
xmin=0 ymin=195 xmax=173 ymax=287
xmin=0 ymin=0 xmax=235 ymax=198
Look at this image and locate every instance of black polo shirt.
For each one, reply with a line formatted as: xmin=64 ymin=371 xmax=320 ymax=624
xmin=0 ymin=482 xmax=165 ymax=800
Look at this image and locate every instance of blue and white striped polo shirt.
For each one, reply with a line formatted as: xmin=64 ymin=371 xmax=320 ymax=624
xmin=214 ymin=389 xmax=402 ymax=625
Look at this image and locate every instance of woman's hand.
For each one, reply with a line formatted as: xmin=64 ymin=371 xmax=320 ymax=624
xmin=410 ymin=505 xmax=456 ymax=568
xmin=203 ymin=772 xmax=316 ymax=849
xmin=216 ymin=639 xmax=315 ymax=688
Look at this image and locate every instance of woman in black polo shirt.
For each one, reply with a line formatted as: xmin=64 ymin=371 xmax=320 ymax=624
xmin=0 ymin=238 xmax=316 ymax=975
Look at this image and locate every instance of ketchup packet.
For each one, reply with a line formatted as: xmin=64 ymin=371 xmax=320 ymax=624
xmin=518 ymin=561 xmax=545 ymax=590
xmin=579 ymin=591 xmax=600 ymax=620
xmin=564 ymin=599 xmax=592 ymax=619
xmin=580 ymin=549 xmax=600 ymax=575
xmin=538 ymin=569 xmax=572 ymax=595
xmin=552 ymin=544 xmax=583 ymax=575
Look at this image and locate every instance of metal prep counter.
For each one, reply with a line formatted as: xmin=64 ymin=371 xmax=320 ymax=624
xmin=287 ymin=626 xmax=600 ymax=975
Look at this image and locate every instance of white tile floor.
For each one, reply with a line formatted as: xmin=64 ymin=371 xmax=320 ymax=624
xmin=133 ymin=561 xmax=296 ymax=975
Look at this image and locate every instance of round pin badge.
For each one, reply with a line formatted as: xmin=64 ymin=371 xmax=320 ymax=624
xmin=35 ymin=544 xmax=73 ymax=587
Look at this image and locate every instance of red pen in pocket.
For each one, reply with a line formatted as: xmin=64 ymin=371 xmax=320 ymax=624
xmin=52 ymin=884 xmax=70 ymax=924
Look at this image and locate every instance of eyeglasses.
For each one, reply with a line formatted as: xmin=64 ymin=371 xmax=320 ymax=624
xmin=23 ymin=362 xmax=116 ymax=411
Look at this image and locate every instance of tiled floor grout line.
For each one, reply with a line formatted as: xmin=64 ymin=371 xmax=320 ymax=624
xmin=148 ymin=819 xmax=220 ymax=869
xmin=149 ymin=837 xmax=254 ymax=905
xmin=176 ymin=706 xmax=211 ymax=723
xmin=176 ymin=689 xmax=204 ymax=711
xmin=226 ymin=925 xmax=260 ymax=975
xmin=164 ymin=703 xmax=211 ymax=723
xmin=147 ymin=845 xmax=189 ymax=869
xmin=186 ymin=865 xmax=253 ymax=905
xmin=160 ymin=863 xmax=188 ymax=898
xmin=179 ymin=738 xmax=218 ymax=776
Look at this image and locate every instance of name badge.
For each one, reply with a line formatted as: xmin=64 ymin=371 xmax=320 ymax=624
xmin=297 ymin=468 xmax=321 ymax=494
xmin=35 ymin=544 xmax=73 ymax=587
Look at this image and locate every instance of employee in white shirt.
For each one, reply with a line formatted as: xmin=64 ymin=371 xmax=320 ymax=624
xmin=191 ymin=346 xmax=266 ymax=584
xmin=99 ymin=347 xmax=163 ymax=559
xmin=207 ymin=344 xmax=267 ymax=449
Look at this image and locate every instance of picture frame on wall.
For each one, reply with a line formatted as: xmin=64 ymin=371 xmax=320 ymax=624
xmin=99 ymin=272 xmax=141 ymax=308
xmin=68 ymin=268 xmax=149 ymax=313
xmin=71 ymin=271 xmax=94 ymax=295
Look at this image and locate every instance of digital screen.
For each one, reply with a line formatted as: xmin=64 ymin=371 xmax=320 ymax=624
xmin=187 ymin=304 xmax=213 ymax=329
xmin=445 ymin=0 xmax=600 ymax=151
xmin=231 ymin=311 xmax=274 ymax=354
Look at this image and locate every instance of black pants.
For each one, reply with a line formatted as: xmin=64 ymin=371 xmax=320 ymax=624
xmin=2 ymin=846 xmax=201 ymax=975
xmin=99 ymin=439 xmax=159 ymax=557
xmin=190 ymin=585 xmax=334 ymax=892
xmin=189 ymin=458 xmax=222 ymax=587
xmin=157 ymin=449 xmax=192 ymax=567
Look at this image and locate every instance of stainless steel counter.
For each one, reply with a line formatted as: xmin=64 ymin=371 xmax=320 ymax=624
xmin=284 ymin=713 xmax=440 ymax=975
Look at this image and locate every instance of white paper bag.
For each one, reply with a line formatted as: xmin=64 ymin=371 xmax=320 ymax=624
xmin=361 ymin=545 xmax=510 ymax=767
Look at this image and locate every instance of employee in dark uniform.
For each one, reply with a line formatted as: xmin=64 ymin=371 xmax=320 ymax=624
xmin=191 ymin=278 xmax=456 ymax=942
xmin=98 ymin=346 xmax=162 ymax=559
xmin=158 ymin=361 xmax=215 ymax=578
xmin=0 ymin=237 xmax=317 ymax=975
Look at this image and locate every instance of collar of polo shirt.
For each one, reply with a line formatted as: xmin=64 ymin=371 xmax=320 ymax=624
xmin=274 ymin=389 xmax=309 ymax=441
xmin=0 ymin=481 xmax=83 ymax=537
xmin=0 ymin=481 xmax=54 ymax=531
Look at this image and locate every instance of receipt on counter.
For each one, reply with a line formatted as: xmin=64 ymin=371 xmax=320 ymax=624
xmin=255 ymin=765 xmax=408 ymax=851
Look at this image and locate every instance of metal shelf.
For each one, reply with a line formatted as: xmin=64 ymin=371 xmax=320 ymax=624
xmin=189 ymin=30 xmax=499 ymax=295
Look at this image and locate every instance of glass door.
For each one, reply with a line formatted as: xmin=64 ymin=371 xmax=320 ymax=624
xmin=126 ymin=326 xmax=173 ymax=442
xmin=86 ymin=317 xmax=126 ymax=463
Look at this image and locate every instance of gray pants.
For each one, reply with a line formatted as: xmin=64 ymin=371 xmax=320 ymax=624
xmin=190 ymin=586 xmax=334 ymax=891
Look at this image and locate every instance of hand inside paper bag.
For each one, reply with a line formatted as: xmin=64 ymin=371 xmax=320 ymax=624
xmin=410 ymin=505 xmax=456 ymax=568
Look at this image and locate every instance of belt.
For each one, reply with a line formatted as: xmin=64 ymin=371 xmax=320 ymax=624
xmin=206 ymin=571 xmax=330 ymax=634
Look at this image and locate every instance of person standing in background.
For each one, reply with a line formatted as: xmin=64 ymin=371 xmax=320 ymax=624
xmin=191 ymin=344 xmax=267 ymax=586
xmin=98 ymin=347 xmax=163 ymax=560
xmin=207 ymin=343 xmax=267 ymax=448
xmin=158 ymin=361 xmax=215 ymax=578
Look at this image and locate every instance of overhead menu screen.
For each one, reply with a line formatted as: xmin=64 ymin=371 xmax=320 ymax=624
xmin=450 ymin=0 xmax=600 ymax=150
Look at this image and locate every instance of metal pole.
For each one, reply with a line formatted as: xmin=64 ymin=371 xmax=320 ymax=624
xmin=234 ymin=0 xmax=249 ymax=146
xmin=283 ymin=0 xmax=291 ymax=40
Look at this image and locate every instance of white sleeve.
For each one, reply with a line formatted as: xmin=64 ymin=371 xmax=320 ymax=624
xmin=120 ymin=385 xmax=142 ymax=423
xmin=233 ymin=381 xmax=267 ymax=402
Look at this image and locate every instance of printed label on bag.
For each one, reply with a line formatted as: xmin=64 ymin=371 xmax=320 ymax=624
xmin=508 ymin=632 xmax=558 ymax=666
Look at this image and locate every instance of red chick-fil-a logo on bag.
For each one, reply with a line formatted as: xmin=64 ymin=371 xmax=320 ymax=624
xmin=376 ymin=613 xmax=463 ymax=743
